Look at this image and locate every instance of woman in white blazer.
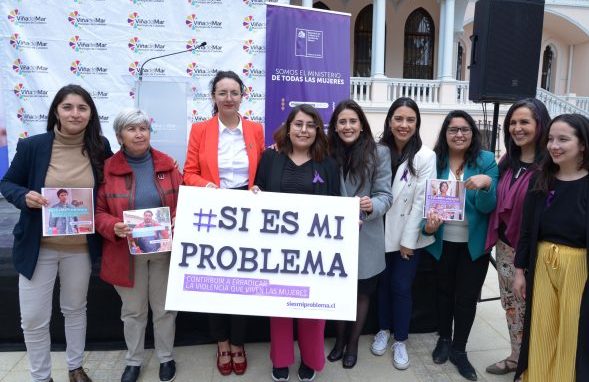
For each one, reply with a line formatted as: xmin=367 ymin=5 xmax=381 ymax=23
xmin=370 ymin=97 xmax=436 ymax=370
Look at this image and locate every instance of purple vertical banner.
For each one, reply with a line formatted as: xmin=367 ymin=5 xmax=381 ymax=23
xmin=265 ymin=4 xmax=350 ymax=145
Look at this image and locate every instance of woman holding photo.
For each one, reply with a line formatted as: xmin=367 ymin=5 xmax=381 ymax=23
xmin=95 ymin=108 xmax=182 ymax=382
xmin=0 ymin=84 xmax=112 ymax=382
xmin=424 ymin=110 xmax=498 ymax=381
xmin=484 ymin=98 xmax=550 ymax=376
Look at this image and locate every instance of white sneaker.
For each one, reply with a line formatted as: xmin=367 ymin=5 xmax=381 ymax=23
xmin=370 ymin=330 xmax=390 ymax=356
xmin=392 ymin=341 xmax=410 ymax=370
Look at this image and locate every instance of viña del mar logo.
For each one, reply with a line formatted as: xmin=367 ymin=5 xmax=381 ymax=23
xmin=243 ymin=109 xmax=263 ymax=123
xmin=70 ymin=60 xmax=108 ymax=77
xmin=129 ymin=61 xmax=166 ymax=78
xmin=242 ymin=15 xmax=264 ymax=31
xmin=68 ymin=35 xmax=108 ymax=51
xmin=17 ymin=107 xmax=47 ymax=124
xmin=242 ymin=85 xmax=264 ymax=101
xmin=242 ymin=62 xmax=264 ymax=79
xmin=242 ymin=39 xmax=265 ymax=55
xmin=68 ymin=10 xmax=106 ymax=27
xmin=191 ymin=109 xmax=208 ymax=123
xmin=186 ymin=62 xmax=217 ymax=78
xmin=127 ymin=11 xmax=165 ymax=29
xmin=242 ymin=0 xmax=265 ymax=7
xmin=128 ymin=37 xmax=165 ymax=53
xmin=10 ymin=33 xmax=47 ymax=51
xmin=186 ymin=38 xmax=222 ymax=54
xmin=13 ymin=83 xmax=48 ymax=100
xmin=8 ymin=8 xmax=47 ymax=25
xmin=12 ymin=58 xmax=48 ymax=75
xmin=185 ymin=13 xmax=222 ymax=30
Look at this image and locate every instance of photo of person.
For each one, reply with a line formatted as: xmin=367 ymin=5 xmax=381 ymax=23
xmin=41 ymin=187 xmax=94 ymax=236
xmin=123 ymin=207 xmax=172 ymax=255
xmin=423 ymin=179 xmax=466 ymax=221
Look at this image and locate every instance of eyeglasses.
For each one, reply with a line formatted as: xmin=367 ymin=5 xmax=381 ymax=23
xmin=291 ymin=121 xmax=318 ymax=131
xmin=215 ymin=91 xmax=242 ymax=99
xmin=447 ymin=126 xmax=472 ymax=135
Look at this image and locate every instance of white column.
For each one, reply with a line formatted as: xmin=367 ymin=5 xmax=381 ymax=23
xmin=567 ymin=44 xmax=574 ymax=94
xmin=437 ymin=0 xmax=447 ymax=79
xmin=371 ymin=0 xmax=386 ymax=78
xmin=441 ymin=0 xmax=456 ymax=80
xmin=302 ymin=0 xmax=313 ymax=7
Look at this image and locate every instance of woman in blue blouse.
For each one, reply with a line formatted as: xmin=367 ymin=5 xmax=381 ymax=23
xmin=424 ymin=110 xmax=498 ymax=381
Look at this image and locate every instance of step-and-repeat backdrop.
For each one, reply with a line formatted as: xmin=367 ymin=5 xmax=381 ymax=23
xmin=0 ymin=0 xmax=272 ymax=172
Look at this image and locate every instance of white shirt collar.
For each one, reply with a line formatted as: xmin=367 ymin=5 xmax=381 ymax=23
xmin=218 ymin=115 xmax=243 ymax=134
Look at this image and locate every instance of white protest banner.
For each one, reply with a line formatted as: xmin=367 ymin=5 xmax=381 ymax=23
xmin=166 ymin=186 xmax=359 ymax=321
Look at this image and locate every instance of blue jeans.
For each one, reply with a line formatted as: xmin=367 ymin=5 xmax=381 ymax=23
xmin=377 ymin=250 xmax=422 ymax=341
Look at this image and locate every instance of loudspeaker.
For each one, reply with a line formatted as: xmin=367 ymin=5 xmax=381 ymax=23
xmin=468 ymin=0 xmax=545 ymax=102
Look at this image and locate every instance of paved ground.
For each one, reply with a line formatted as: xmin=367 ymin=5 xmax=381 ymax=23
xmin=0 ymin=197 xmax=516 ymax=381
xmin=0 ymin=268 xmax=516 ymax=382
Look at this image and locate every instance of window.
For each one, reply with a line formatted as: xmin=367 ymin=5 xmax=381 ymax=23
xmin=541 ymin=45 xmax=554 ymax=92
xmin=456 ymin=42 xmax=463 ymax=80
xmin=354 ymin=5 xmax=372 ymax=77
xmin=403 ymin=8 xmax=435 ymax=79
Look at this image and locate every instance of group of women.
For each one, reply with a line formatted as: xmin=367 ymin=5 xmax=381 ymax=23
xmin=0 ymin=70 xmax=587 ymax=382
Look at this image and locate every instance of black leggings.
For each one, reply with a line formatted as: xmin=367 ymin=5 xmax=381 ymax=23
xmin=435 ymin=241 xmax=489 ymax=351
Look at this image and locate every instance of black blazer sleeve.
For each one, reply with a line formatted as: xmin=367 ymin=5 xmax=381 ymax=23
xmin=254 ymin=149 xmax=276 ymax=191
xmin=514 ymin=177 xmax=540 ymax=269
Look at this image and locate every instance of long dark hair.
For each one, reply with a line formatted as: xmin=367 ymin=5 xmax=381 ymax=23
xmin=46 ymin=84 xmax=106 ymax=182
xmin=434 ymin=110 xmax=482 ymax=172
xmin=534 ymin=114 xmax=589 ymax=193
xmin=499 ymin=98 xmax=550 ymax=175
xmin=209 ymin=70 xmax=245 ymax=115
xmin=379 ymin=97 xmax=422 ymax=176
xmin=273 ymin=104 xmax=328 ymax=162
xmin=328 ymin=99 xmax=376 ymax=190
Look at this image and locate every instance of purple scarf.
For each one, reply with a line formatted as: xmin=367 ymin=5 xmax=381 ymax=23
xmin=485 ymin=166 xmax=535 ymax=250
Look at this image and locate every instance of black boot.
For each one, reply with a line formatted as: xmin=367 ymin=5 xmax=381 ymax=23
xmin=432 ymin=337 xmax=451 ymax=364
xmin=449 ymin=349 xmax=477 ymax=381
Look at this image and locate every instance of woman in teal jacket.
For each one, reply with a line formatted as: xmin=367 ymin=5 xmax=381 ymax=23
xmin=424 ymin=110 xmax=498 ymax=381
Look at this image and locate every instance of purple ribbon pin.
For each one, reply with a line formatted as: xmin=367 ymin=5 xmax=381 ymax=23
xmin=400 ymin=168 xmax=409 ymax=181
xmin=312 ymin=171 xmax=324 ymax=184
xmin=546 ymin=190 xmax=555 ymax=207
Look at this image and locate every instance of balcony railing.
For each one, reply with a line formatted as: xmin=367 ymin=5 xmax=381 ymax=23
xmin=350 ymin=77 xmax=589 ymax=117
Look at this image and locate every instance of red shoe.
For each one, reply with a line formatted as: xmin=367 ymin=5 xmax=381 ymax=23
xmin=231 ymin=348 xmax=247 ymax=375
xmin=216 ymin=348 xmax=232 ymax=376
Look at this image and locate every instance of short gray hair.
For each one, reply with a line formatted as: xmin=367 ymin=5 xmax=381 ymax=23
xmin=113 ymin=108 xmax=151 ymax=139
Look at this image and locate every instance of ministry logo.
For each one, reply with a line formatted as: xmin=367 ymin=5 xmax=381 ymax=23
xmin=187 ymin=0 xmax=222 ymax=6
xmin=128 ymin=37 xmax=165 ymax=53
xmin=242 ymin=62 xmax=264 ymax=79
xmin=128 ymin=12 xmax=165 ymax=29
xmin=242 ymin=39 xmax=265 ymax=55
xmin=8 ymin=8 xmax=47 ymax=25
xmin=68 ymin=35 xmax=108 ymax=52
xmin=242 ymin=15 xmax=265 ymax=31
xmin=12 ymin=58 xmax=48 ymax=75
xmin=68 ymin=10 xmax=106 ymax=27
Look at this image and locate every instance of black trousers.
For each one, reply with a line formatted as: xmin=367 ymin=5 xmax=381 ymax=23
xmin=435 ymin=241 xmax=489 ymax=351
xmin=209 ymin=314 xmax=247 ymax=346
